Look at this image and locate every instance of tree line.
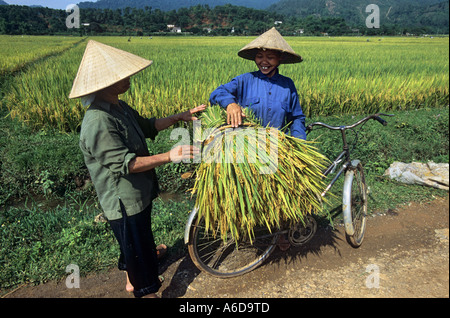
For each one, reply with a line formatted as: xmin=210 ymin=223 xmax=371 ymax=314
xmin=0 ymin=4 xmax=446 ymax=37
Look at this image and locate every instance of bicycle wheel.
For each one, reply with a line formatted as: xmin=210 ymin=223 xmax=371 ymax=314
xmin=343 ymin=162 xmax=368 ymax=248
xmin=187 ymin=213 xmax=279 ymax=278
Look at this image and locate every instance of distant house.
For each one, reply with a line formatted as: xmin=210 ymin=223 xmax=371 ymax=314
xmin=167 ymin=25 xmax=182 ymax=33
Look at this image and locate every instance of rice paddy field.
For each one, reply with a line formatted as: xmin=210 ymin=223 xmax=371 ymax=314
xmin=1 ymin=35 xmax=449 ymax=132
xmin=0 ymin=35 xmax=83 ymax=76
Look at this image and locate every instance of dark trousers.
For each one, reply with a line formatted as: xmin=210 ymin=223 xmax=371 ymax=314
xmin=109 ymin=203 xmax=161 ymax=298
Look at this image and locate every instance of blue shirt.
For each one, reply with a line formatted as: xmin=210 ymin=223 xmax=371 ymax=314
xmin=209 ymin=70 xmax=306 ymax=140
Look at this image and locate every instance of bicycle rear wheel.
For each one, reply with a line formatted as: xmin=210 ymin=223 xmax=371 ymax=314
xmin=187 ymin=214 xmax=279 ymax=278
xmin=343 ymin=162 xmax=368 ymax=248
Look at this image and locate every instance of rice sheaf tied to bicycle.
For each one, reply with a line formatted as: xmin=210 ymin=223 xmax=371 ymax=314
xmin=192 ymin=28 xmax=329 ymax=243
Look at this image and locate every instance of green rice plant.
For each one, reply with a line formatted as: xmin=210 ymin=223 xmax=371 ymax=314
xmin=283 ymin=36 xmax=449 ymax=116
xmin=4 ymin=41 xmax=87 ymax=132
xmin=191 ymin=106 xmax=329 ymax=243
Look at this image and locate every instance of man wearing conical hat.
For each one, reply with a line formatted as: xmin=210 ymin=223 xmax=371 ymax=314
xmin=71 ymin=40 xmax=206 ymax=298
xmin=210 ymin=27 xmax=306 ymax=140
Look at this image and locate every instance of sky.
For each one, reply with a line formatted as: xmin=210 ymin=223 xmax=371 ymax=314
xmin=4 ymin=1 xmax=95 ymax=10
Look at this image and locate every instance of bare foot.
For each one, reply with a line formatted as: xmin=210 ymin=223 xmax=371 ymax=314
xmin=124 ymin=244 xmax=167 ymax=292
xmin=125 ymin=272 xmax=165 ymax=293
xmin=125 ymin=272 xmax=134 ymax=293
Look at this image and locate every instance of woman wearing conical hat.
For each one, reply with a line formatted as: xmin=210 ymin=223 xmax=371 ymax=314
xmin=210 ymin=27 xmax=306 ymax=140
xmin=210 ymin=28 xmax=305 ymax=251
xmin=71 ymin=40 xmax=205 ymax=298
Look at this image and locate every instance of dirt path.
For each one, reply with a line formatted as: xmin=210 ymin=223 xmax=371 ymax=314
xmin=5 ymin=195 xmax=448 ymax=299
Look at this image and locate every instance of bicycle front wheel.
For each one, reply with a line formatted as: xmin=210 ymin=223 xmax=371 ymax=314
xmin=187 ymin=214 xmax=279 ymax=278
xmin=343 ymin=161 xmax=368 ymax=248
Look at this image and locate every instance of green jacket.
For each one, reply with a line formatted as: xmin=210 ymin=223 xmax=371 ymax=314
xmin=79 ymin=100 xmax=159 ymax=220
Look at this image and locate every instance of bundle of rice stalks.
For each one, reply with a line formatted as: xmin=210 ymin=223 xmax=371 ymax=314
xmin=192 ymin=106 xmax=328 ymax=243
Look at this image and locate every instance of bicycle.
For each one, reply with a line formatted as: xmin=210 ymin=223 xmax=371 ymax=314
xmin=184 ymin=113 xmax=393 ymax=278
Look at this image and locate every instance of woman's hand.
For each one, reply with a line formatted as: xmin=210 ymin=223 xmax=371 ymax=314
xmin=226 ymin=103 xmax=246 ymax=128
xmin=177 ymin=104 xmax=207 ymax=122
xmin=169 ymin=145 xmax=200 ymax=164
xmin=155 ymin=104 xmax=207 ymax=131
xmin=129 ymin=144 xmax=200 ymax=173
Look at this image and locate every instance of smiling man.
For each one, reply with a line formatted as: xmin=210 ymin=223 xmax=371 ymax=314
xmin=209 ymin=27 xmax=306 ymax=140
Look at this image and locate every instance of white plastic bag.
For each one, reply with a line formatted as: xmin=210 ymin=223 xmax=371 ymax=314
xmin=384 ymin=161 xmax=449 ymax=191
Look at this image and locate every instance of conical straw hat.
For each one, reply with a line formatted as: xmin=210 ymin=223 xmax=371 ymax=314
xmin=69 ymin=40 xmax=153 ymax=99
xmin=238 ymin=27 xmax=302 ymax=64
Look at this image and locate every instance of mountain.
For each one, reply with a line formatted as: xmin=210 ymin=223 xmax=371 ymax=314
xmin=77 ymin=0 xmax=280 ymax=11
xmin=0 ymin=1 xmax=8 ymax=5
xmin=268 ymin=0 xmax=449 ymax=27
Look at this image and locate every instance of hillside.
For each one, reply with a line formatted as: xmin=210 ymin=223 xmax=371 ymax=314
xmin=75 ymin=0 xmax=449 ymax=33
xmin=0 ymin=0 xmax=447 ymax=35
xmin=269 ymin=0 xmax=449 ymax=29
xmin=77 ymin=0 xmax=280 ymax=11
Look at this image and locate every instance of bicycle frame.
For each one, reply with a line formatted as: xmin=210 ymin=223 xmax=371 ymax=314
xmin=307 ymin=113 xmax=393 ymax=234
xmin=320 ymin=149 xmax=349 ymax=198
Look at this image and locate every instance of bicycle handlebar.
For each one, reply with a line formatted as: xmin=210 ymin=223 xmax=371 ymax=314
xmin=306 ymin=113 xmax=394 ymax=133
